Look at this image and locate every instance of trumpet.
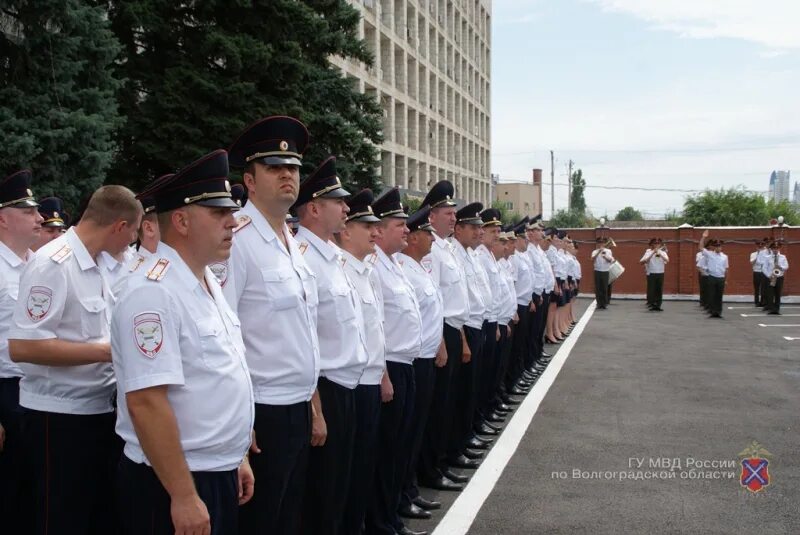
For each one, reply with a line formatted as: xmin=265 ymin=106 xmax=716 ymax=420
xmin=654 ymin=245 xmax=667 ymax=258
xmin=605 ymin=237 xmax=617 ymax=248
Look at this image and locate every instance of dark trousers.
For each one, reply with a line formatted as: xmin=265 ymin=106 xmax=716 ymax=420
xmin=23 ymin=409 xmax=121 ymax=535
xmin=302 ymin=377 xmax=356 ymax=535
xmin=699 ymin=274 xmax=708 ymax=308
xmin=759 ymin=274 xmax=770 ymax=308
xmin=507 ymin=305 xmax=530 ymax=389
xmin=366 ymin=362 xmax=415 ymax=535
xmin=647 ymin=273 xmax=664 ymax=308
xmin=343 ymin=384 xmax=381 ymax=535
xmin=594 ymin=271 xmax=609 ymax=307
xmin=240 ymin=401 xmax=310 ymax=535
xmin=0 ymin=377 xmax=25 ymax=533
xmin=478 ymin=321 xmax=499 ymax=417
xmin=527 ymin=293 xmax=545 ymax=367
xmin=707 ymin=276 xmax=725 ymax=316
xmin=753 ymin=272 xmax=763 ymax=305
xmin=118 ymin=455 xmax=238 ymax=535
xmin=449 ymin=325 xmax=484 ymax=458
xmin=419 ymin=323 xmax=462 ymax=481
xmin=400 ymin=358 xmax=436 ymax=509
xmin=765 ymin=277 xmax=784 ymax=313
xmin=539 ymin=293 xmax=550 ymax=348
xmin=493 ymin=324 xmax=512 ymax=400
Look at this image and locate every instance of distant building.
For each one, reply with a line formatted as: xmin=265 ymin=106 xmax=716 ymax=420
xmin=793 ymin=181 xmax=800 ymax=205
xmin=768 ymin=170 xmax=790 ymax=202
xmin=494 ymin=169 xmax=543 ymax=219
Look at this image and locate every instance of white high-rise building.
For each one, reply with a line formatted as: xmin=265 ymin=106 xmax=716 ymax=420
xmin=768 ymin=170 xmax=790 ymax=202
xmin=793 ymin=181 xmax=800 ymax=205
xmin=330 ymin=0 xmax=492 ymax=204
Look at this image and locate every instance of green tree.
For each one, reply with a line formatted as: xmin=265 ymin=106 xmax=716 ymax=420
xmin=491 ymin=199 xmax=521 ymax=226
xmin=107 ymin=0 xmax=383 ymax=192
xmin=569 ymin=168 xmax=586 ymax=214
xmin=0 ymin=0 xmax=123 ymax=209
xmin=682 ymin=188 xmax=800 ymax=226
xmin=548 ymin=208 xmax=587 ymax=228
xmin=614 ymin=206 xmax=643 ymax=221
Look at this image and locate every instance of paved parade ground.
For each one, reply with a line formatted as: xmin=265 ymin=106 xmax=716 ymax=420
xmin=409 ymin=298 xmax=800 ymax=535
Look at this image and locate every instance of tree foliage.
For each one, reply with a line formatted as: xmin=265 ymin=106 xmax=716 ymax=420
xmin=548 ymin=209 xmax=589 ymax=228
xmin=569 ymin=168 xmax=586 ymax=214
xmin=106 ymin=0 xmax=383 ymax=192
xmin=614 ymin=206 xmax=643 ymax=221
xmin=491 ymin=199 xmax=521 ymax=226
xmin=0 ymin=0 xmax=123 ymax=209
xmin=682 ymin=188 xmax=800 ymax=226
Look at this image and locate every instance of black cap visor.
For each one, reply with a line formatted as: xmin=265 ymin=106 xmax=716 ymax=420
xmin=195 ymin=197 xmax=241 ymax=210
xmin=317 ymin=187 xmax=351 ymax=200
xmin=258 ymin=156 xmax=302 ymax=167
xmin=8 ymin=199 xmax=39 ymax=208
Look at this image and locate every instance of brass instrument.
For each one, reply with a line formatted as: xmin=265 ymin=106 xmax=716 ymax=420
xmin=654 ymin=245 xmax=667 ymax=258
xmin=605 ymin=237 xmax=617 ymax=248
xmin=770 ymin=250 xmax=782 ymax=287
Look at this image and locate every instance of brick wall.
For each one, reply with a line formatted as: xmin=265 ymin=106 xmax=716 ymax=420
xmin=565 ymin=226 xmax=797 ymax=297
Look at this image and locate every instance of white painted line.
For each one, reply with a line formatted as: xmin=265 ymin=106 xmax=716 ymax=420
xmin=740 ymin=313 xmax=800 ymax=317
xmin=783 ymin=337 xmax=800 ymax=341
xmin=432 ymin=301 xmax=596 ymax=535
xmin=757 ymin=324 xmax=800 ymax=327
xmin=728 ymin=305 xmax=800 ymax=310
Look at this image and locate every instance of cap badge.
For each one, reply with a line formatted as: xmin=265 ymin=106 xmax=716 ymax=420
xmin=26 ymin=188 xmax=32 ymax=196
xmin=225 ymin=180 xmax=231 ymax=192
xmin=54 ymin=211 xmax=60 ymax=218
xmin=280 ymin=140 xmax=289 ymax=151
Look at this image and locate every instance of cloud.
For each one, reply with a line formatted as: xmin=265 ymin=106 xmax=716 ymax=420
xmin=587 ymin=0 xmax=800 ymax=50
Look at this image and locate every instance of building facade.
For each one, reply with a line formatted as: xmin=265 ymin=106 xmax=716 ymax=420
xmin=768 ymin=170 xmax=790 ymax=202
xmin=330 ymin=0 xmax=492 ymax=205
xmin=793 ymin=181 xmax=800 ymax=206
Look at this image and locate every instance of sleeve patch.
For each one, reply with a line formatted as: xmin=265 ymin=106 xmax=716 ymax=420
xmin=26 ymin=286 xmax=53 ymax=322
xmin=134 ymin=312 xmax=163 ymax=358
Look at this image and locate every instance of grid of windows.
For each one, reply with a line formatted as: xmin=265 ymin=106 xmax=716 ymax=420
xmin=331 ymin=0 xmax=492 ymax=204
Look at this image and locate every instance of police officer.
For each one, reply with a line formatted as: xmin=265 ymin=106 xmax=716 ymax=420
xmin=33 ymin=196 xmax=66 ymax=251
xmin=525 ymin=217 xmax=553 ymax=371
xmin=294 ymin=156 xmax=369 ymax=535
xmin=397 ymin=206 xmax=445 ymax=519
xmin=761 ymin=240 xmax=789 ymax=315
xmin=494 ymin=228 xmax=519 ymax=410
xmin=507 ymin=219 xmax=533 ymax=396
xmin=698 ymin=231 xmax=728 ymax=318
xmin=9 ymin=184 xmax=142 ymax=534
xmin=0 ymin=169 xmax=42 ymax=530
xmin=416 ymin=181 xmax=470 ymax=491
xmin=591 ymin=236 xmax=614 ymax=310
xmin=641 ymin=238 xmax=669 ymax=311
xmin=112 ymin=149 xmax=254 ymax=534
xmin=226 ymin=116 xmax=319 ymax=534
xmin=335 ymin=189 xmax=385 ymax=535
xmin=750 ymin=239 xmax=766 ymax=307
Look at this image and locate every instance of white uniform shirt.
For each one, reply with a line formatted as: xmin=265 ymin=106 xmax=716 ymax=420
xmin=475 ymin=244 xmax=503 ymax=323
xmin=398 ymin=253 xmax=443 ymax=359
xmin=295 ymin=226 xmax=367 ymax=389
xmin=98 ymin=247 xmax=137 ymax=288
xmin=343 ymin=251 xmax=386 ymax=384
xmin=451 ymin=240 xmax=487 ymax=330
xmin=510 ymin=250 xmax=533 ymax=306
xmin=535 ymin=244 xmax=556 ymax=292
xmin=640 ymin=248 xmax=669 ymax=275
xmin=696 ymin=251 xmax=707 ymax=275
xmin=497 ymin=257 xmax=517 ymax=326
xmin=751 ymin=249 xmax=766 ymax=273
xmin=573 ymin=253 xmax=583 ymax=281
xmin=525 ymin=244 xmax=545 ymax=295
xmin=374 ymin=247 xmax=422 ymax=365
xmin=700 ymin=249 xmax=728 ymax=278
xmin=760 ymin=252 xmax=789 ymax=278
xmin=224 ymin=205 xmax=320 ymax=405
xmin=592 ymin=248 xmax=614 ymax=272
xmin=112 ymin=244 xmax=254 ymax=471
xmin=0 ymin=241 xmax=31 ymax=378
xmin=10 ymin=228 xmax=115 ymax=414
xmin=426 ymin=233 xmax=470 ymax=330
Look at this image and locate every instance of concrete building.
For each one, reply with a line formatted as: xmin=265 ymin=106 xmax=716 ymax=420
xmin=494 ymin=168 xmax=543 ymax=219
xmin=793 ymin=181 xmax=800 ymax=206
xmin=768 ymin=170 xmax=790 ymax=202
xmin=330 ymin=0 xmax=492 ymax=205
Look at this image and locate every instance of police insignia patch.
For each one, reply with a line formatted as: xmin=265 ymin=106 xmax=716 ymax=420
xmin=234 ymin=215 xmax=252 ymax=233
xmin=134 ymin=312 xmax=163 ymax=358
xmin=129 ymin=255 xmax=147 ymax=272
xmin=209 ymin=261 xmax=229 ymax=287
xmin=146 ymin=258 xmax=171 ymax=281
xmin=26 ymin=286 xmax=53 ymax=322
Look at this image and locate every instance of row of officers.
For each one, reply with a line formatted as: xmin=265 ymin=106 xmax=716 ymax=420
xmin=0 ymin=116 xmax=582 ymax=535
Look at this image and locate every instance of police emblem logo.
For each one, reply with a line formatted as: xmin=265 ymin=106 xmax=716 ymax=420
xmin=134 ymin=312 xmax=163 ymax=358
xmin=421 ymin=258 xmax=433 ymax=274
xmin=225 ymin=180 xmax=232 ymax=192
xmin=26 ymin=286 xmax=53 ymax=322
xmin=209 ymin=261 xmax=229 ymax=287
xmin=738 ymin=442 xmax=772 ymax=493
xmin=280 ymin=140 xmax=289 ymax=151
xmin=26 ymin=188 xmax=33 ymax=196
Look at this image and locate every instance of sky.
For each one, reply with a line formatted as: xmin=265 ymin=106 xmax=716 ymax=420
xmin=490 ymin=0 xmax=800 ymax=219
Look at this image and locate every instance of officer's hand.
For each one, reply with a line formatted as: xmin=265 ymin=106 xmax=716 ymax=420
xmin=249 ymin=430 xmax=261 ymax=455
xmin=434 ymin=346 xmax=448 ymax=368
xmin=311 ymin=413 xmax=327 ymax=447
xmin=237 ymin=458 xmax=255 ymax=505
xmin=461 ymin=345 xmax=472 ymax=364
xmin=495 ymin=326 xmax=501 ymax=342
xmin=171 ymin=493 xmax=210 ymax=535
xmin=380 ymin=374 xmax=394 ymax=403
xmin=702 ymin=230 xmax=709 ymax=238
xmin=98 ymin=342 xmax=112 ymax=363
xmin=0 ymin=421 xmax=5 ymax=453
xmin=512 ymin=313 xmax=519 ymax=325
xmin=529 ymin=301 xmax=536 ymax=312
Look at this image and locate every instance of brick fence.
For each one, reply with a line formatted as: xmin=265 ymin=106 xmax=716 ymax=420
xmin=563 ymin=225 xmax=797 ymax=297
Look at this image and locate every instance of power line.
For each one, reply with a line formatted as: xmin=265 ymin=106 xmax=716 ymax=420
xmin=494 ymin=141 xmax=800 ymax=157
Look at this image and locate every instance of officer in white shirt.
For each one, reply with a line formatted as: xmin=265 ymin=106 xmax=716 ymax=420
xmin=0 ymin=169 xmax=42 ymax=530
xmin=493 ymin=229 xmax=519 ymax=410
xmin=640 ymin=237 xmax=669 ymax=311
xmin=591 ymin=237 xmax=614 ymax=309
xmin=698 ymin=231 xmax=729 ymax=318
xmin=696 ymin=245 xmax=709 ymax=309
xmin=366 ymin=188 xmax=427 ymax=535
xmin=397 ymin=206 xmax=446 ymax=518
xmin=9 ymin=185 xmax=142 ymax=534
xmin=112 ymin=150 xmax=254 ymax=534
xmin=32 ymin=196 xmax=66 ymax=251
xmin=525 ymin=218 xmax=554 ymax=369
xmin=508 ymin=219 xmax=534 ymax=396
xmin=761 ymin=240 xmax=789 ymax=315
xmin=416 ymin=181 xmax=471 ymax=492
xmin=334 ymin=189 xmax=386 ymax=535
xmin=753 ymin=238 xmax=770 ymax=307
xmin=225 ymin=116 xmax=319 ymax=534
xmin=293 ymin=156 xmax=369 ymax=535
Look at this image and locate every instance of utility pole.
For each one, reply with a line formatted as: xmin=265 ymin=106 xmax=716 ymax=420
xmin=550 ymin=150 xmax=554 ymax=218
xmin=567 ymin=159 xmax=573 ymax=211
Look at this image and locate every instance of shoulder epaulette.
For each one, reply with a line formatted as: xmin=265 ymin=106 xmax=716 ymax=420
xmin=233 ymin=215 xmax=252 ymax=233
xmin=49 ymin=245 xmax=72 ymax=264
xmin=146 ymin=258 xmax=171 ymax=281
xmin=129 ymin=254 xmax=147 ymax=272
xmin=298 ymin=242 xmax=309 ymax=255
xmin=366 ymin=253 xmax=378 ymax=266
